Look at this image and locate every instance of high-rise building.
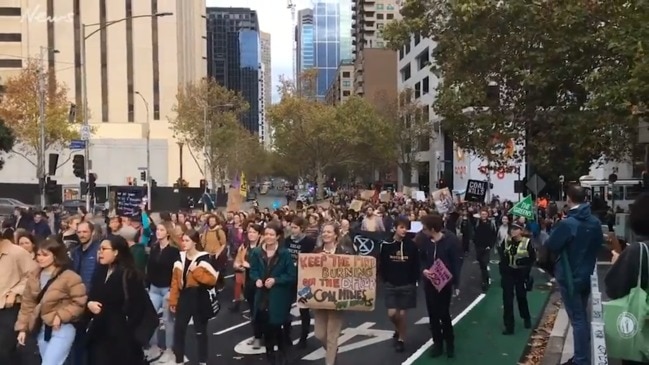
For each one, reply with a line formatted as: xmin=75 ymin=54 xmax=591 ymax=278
xmin=312 ymin=0 xmax=352 ymax=98
xmin=295 ymin=8 xmax=314 ymax=82
xmin=206 ymin=7 xmax=262 ymax=134
xmin=352 ymin=0 xmax=401 ymax=98
xmin=260 ymin=31 xmax=271 ymax=107
xmin=0 ymin=0 xmax=207 ymax=187
xmin=325 ymin=59 xmax=354 ymax=105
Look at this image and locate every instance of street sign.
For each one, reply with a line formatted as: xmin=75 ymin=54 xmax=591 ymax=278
xmin=80 ymin=125 xmax=90 ymax=141
xmin=69 ymin=139 xmax=86 ymax=150
xmin=137 ymin=167 xmax=147 ymax=171
xmin=526 ymin=173 xmax=546 ymax=195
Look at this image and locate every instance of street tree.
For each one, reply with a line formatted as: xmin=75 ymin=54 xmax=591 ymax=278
xmin=382 ymin=0 xmax=641 ymax=180
xmin=375 ymin=88 xmax=433 ymax=184
xmin=0 ymin=118 xmax=15 ymax=170
xmin=0 ymin=59 xmax=82 ymax=177
xmin=170 ymin=78 xmax=249 ymax=188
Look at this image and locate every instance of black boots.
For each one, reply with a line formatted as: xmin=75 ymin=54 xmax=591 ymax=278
xmin=266 ymin=351 xmax=288 ymax=365
xmin=524 ymin=318 xmax=532 ymax=329
xmin=429 ymin=343 xmax=444 ymax=358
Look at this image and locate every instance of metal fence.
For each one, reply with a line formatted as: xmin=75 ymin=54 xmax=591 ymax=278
xmin=590 ymin=268 xmax=608 ymax=365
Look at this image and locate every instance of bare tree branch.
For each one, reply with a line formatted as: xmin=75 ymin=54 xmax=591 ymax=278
xmin=56 ymin=152 xmax=73 ymax=169
xmin=11 ymin=149 xmax=36 ymax=167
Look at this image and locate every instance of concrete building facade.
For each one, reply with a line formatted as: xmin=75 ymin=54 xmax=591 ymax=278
xmin=260 ymin=31 xmax=271 ymax=107
xmin=0 ymin=0 xmax=206 ymax=187
xmin=325 ymin=59 xmax=353 ymax=105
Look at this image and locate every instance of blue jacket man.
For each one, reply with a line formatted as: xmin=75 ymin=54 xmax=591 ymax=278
xmin=545 ymin=186 xmax=603 ymax=365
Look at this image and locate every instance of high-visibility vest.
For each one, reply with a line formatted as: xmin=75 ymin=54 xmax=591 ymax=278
xmin=505 ymin=237 xmax=530 ymax=269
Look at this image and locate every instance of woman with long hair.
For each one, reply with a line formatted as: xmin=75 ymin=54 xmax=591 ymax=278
xmin=145 ymin=222 xmax=181 ymax=363
xmin=312 ymin=223 xmax=356 ymax=365
xmin=234 ymin=223 xmax=264 ymax=348
xmin=85 ymin=235 xmax=153 ymax=365
xmin=169 ymin=229 xmax=218 ymax=365
xmin=249 ymin=224 xmax=295 ymax=365
xmin=15 ymin=238 xmax=87 ymax=365
xmin=15 ymin=230 xmax=37 ymax=259
xmin=229 ymin=217 xmax=253 ymax=312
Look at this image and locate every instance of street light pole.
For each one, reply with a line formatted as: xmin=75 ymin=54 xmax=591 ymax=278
xmin=135 ymin=91 xmax=151 ymax=210
xmin=38 ymin=47 xmax=46 ymax=207
xmin=80 ymin=12 xmax=172 ymax=212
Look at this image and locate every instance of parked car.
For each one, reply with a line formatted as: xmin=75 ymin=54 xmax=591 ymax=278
xmin=246 ymin=190 xmax=257 ymax=202
xmin=0 ymin=198 xmax=32 ymax=217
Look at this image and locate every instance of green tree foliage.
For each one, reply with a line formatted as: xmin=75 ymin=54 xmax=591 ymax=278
xmin=268 ymin=71 xmax=393 ymax=197
xmin=0 ymin=59 xmax=83 ymax=175
xmin=170 ymin=78 xmax=252 ymax=187
xmin=0 ymin=118 xmax=15 ymax=169
xmin=383 ymin=0 xmax=645 ymax=180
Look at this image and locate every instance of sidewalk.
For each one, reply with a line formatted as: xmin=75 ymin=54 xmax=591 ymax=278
xmin=406 ymin=264 xmax=552 ymax=365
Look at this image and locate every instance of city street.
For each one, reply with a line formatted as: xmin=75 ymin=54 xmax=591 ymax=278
xmin=177 ymin=255 xmax=484 ymax=365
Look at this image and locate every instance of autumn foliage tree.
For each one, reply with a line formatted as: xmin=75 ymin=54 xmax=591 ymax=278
xmin=170 ymin=78 xmax=255 ymax=188
xmin=268 ymin=71 xmax=393 ymax=197
xmin=383 ymin=0 xmax=645 ymax=181
xmin=0 ymin=59 xmax=82 ymax=177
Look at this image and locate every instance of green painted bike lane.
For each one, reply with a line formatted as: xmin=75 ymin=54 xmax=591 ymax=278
xmin=408 ymin=263 xmax=551 ymax=365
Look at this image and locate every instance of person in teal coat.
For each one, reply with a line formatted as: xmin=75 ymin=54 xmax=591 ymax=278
xmin=249 ymin=224 xmax=296 ymax=365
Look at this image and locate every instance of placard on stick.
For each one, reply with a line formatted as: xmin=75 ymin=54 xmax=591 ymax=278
xmin=297 ymin=253 xmax=376 ymax=311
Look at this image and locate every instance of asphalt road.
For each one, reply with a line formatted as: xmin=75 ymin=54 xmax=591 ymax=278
xmin=173 ymin=253 xmax=485 ymax=365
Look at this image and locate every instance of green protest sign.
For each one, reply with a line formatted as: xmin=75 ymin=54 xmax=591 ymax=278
xmin=510 ymin=195 xmax=534 ymax=219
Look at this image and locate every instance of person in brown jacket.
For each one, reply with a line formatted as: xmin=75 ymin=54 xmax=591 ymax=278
xmin=200 ymin=215 xmax=227 ymax=256
xmin=15 ymin=238 xmax=87 ymax=365
xmin=170 ymin=229 xmax=218 ymax=365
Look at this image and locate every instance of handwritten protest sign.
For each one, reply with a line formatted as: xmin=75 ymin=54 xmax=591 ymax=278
xmin=297 ymin=253 xmax=376 ymax=311
xmin=425 ymin=259 xmax=453 ymax=292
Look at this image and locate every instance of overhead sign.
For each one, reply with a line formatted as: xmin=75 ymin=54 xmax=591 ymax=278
xmin=464 ymin=179 xmax=487 ymax=202
xmin=297 ymin=254 xmax=376 ymax=311
xmin=526 ymin=174 xmax=546 ymax=195
xmin=510 ymin=195 xmax=534 ymax=219
xmin=69 ymin=139 xmax=86 ymax=150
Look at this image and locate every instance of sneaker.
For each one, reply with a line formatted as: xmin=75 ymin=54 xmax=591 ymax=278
xmin=446 ymin=344 xmax=455 ymax=358
xmin=145 ymin=346 xmax=162 ymax=361
xmin=252 ymin=338 xmax=262 ymax=349
xmin=154 ymin=350 xmax=174 ymax=364
xmin=429 ymin=344 xmax=443 ymax=358
xmin=392 ymin=331 xmax=399 ymax=345
xmin=502 ymin=328 xmax=514 ymax=335
xmin=524 ymin=318 xmax=531 ymax=329
xmin=395 ymin=340 xmax=405 ymax=353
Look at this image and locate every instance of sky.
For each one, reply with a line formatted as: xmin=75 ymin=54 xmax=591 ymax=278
xmin=206 ymin=0 xmax=312 ymax=103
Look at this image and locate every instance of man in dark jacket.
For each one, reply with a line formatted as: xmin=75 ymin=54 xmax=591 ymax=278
xmin=419 ymin=214 xmax=461 ymax=359
xmin=546 ymin=186 xmax=603 ymax=365
xmin=474 ymin=209 xmax=497 ymax=291
xmin=32 ymin=211 xmax=52 ymax=240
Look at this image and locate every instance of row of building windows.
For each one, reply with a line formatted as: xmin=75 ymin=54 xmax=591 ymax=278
xmin=0 ymin=33 xmax=21 ymax=42
xmin=375 ymin=13 xmax=395 ymax=20
xmin=375 ymin=4 xmax=396 ymax=10
xmin=0 ymin=7 xmax=21 ymax=16
xmin=414 ymin=76 xmax=431 ymax=98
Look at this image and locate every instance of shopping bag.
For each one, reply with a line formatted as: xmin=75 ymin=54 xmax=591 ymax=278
xmin=603 ymin=242 xmax=649 ymax=362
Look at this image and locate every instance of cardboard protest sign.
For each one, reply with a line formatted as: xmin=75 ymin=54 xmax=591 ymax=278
xmin=226 ymin=188 xmax=241 ymax=212
xmin=379 ymin=191 xmax=390 ymax=203
xmin=425 ymin=259 xmax=453 ymax=292
xmin=349 ymin=199 xmax=363 ymax=212
xmin=431 ymin=188 xmax=455 ymax=214
xmin=297 ymin=253 xmax=376 ymax=311
xmin=464 ymin=179 xmax=487 ymax=202
xmin=360 ymin=190 xmax=374 ymax=200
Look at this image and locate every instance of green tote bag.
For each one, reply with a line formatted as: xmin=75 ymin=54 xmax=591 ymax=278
xmin=603 ymin=242 xmax=649 ymax=361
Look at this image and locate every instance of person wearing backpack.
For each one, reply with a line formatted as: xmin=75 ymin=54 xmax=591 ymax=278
xmin=604 ymin=193 xmax=649 ymax=365
xmin=15 ymin=238 xmax=87 ymax=365
xmin=545 ymin=186 xmax=603 ymax=365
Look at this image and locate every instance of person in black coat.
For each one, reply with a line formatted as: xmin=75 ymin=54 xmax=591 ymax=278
xmin=85 ymin=235 xmax=152 ymax=365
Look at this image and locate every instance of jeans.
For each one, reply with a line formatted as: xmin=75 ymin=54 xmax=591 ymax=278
xmin=38 ymin=323 xmax=76 ymax=365
xmin=149 ymin=285 xmax=174 ymax=349
xmin=561 ymin=287 xmax=590 ymax=365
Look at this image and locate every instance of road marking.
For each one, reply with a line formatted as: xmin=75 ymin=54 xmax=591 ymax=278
xmin=402 ymin=293 xmax=486 ymax=365
xmin=234 ymin=319 xmax=316 ymax=355
xmin=214 ymin=303 xmax=297 ymax=335
xmin=302 ymin=322 xmax=393 ymax=360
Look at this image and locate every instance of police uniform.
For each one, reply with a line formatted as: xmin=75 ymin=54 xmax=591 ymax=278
xmin=498 ymin=224 xmax=535 ymax=335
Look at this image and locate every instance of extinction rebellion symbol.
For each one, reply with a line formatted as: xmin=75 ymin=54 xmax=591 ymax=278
xmin=617 ymin=312 xmax=639 ymax=339
xmin=353 ymin=236 xmax=375 ymax=256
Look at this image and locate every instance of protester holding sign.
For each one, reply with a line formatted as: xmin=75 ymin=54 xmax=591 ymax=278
xmin=498 ymin=223 xmax=534 ymax=335
xmin=248 ymin=224 xmax=296 ymax=365
xmin=310 ymin=223 xmax=357 ymax=365
xmin=379 ymin=216 xmax=420 ymax=353
xmin=418 ymin=214 xmax=461 ymax=359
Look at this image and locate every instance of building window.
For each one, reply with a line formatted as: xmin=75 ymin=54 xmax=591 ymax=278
xmin=386 ymin=13 xmax=394 ymax=20
xmin=0 ymin=59 xmax=21 ymax=68
xmin=0 ymin=33 xmax=21 ymax=42
xmin=400 ymin=64 xmax=411 ymax=82
xmin=423 ymin=76 xmax=430 ymax=94
xmin=376 ymin=41 xmax=384 ymax=48
xmin=377 ymin=13 xmax=384 ymax=19
xmin=343 ymin=90 xmax=351 ymax=96
xmin=414 ymin=33 xmax=420 ymax=45
xmin=343 ymin=80 xmax=351 ymax=87
xmin=376 ymin=4 xmax=384 ymax=10
xmin=399 ymin=47 xmax=404 ymax=59
xmin=377 ymin=23 xmax=384 ymax=29
xmin=405 ymin=42 xmax=410 ymax=55
xmin=386 ymin=4 xmax=395 ymax=10
xmin=343 ymin=71 xmax=350 ymax=78
xmin=417 ymin=48 xmax=430 ymax=70
xmin=0 ymin=7 xmax=21 ymax=16
xmin=415 ymin=82 xmax=421 ymax=99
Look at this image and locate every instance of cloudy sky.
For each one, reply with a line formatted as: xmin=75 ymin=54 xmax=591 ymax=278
xmin=206 ymin=0 xmax=312 ymax=102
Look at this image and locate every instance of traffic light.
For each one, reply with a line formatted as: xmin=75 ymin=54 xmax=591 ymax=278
xmin=199 ymin=179 xmax=207 ymax=191
xmin=72 ymin=155 xmax=85 ymax=178
xmin=88 ymin=173 xmax=97 ymax=194
xmin=45 ymin=177 xmax=57 ymax=195
xmin=140 ymin=171 xmax=147 ymax=181
xmin=436 ymin=178 xmax=446 ymax=189
xmin=151 ymin=179 xmax=157 ymax=188
xmin=80 ymin=181 xmax=88 ymax=195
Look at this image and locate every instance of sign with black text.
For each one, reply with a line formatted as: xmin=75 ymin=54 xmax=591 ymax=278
xmin=465 ymin=179 xmax=487 ymax=202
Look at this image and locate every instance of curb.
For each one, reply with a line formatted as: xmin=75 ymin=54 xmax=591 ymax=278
xmin=541 ymin=301 xmax=570 ymax=365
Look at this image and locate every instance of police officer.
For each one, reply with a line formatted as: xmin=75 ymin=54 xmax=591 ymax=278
xmin=498 ymin=222 xmax=535 ymax=335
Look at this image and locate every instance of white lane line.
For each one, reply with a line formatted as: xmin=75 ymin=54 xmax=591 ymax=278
xmin=214 ymin=303 xmax=297 ymax=335
xmin=225 ymin=274 xmax=234 ymax=279
xmin=401 ymin=293 xmax=487 ymax=365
